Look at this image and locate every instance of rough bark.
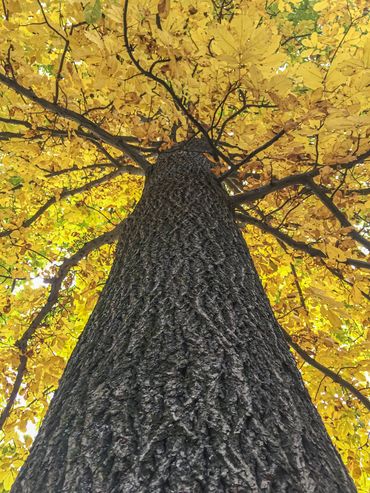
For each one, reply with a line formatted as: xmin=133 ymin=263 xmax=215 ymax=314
xmin=12 ymin=146 xmax=356 ymax=492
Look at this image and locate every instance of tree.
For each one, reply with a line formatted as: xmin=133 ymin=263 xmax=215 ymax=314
xmin=0 ymin=0 xmax=369 ymax=491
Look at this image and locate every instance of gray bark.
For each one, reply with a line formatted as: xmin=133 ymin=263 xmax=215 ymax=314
xmin=12 ymin=147 xmax=356 ymax=492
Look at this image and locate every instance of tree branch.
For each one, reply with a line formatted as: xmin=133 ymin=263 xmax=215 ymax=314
xmin=218 ymin=129 xmax=286 ymax=181
xmin=0 ymin=354 xmax=27 ymax=430
xmin=231 ymin=171 xmax=309 ymax=204
xmin=122 ymin=0 xmax=232 ymax=164
xmin=282 ymin=329 xmax=370 ymax=412
xmin=0 ymin=224 xmax=123 ymax=429
xmin=306 ymin=178 xmax=370 ymax=251
xmin=230 ymin=151 xmax=370 ymax=250
xmin=236 ymin=210 xmax=370 ymax=270
xmin=290 ymin=263 xmax=308 ymax=315
xmin=0 ymin=168 xmax=137 ymax=238
xmin=0 ymin=131 xmax=25 ymax=140
xmin=0 ymin=73 xmax=151 ymax=173
xmin=344 ymin=187 xmax=370 ymax=196
xmin=231 ymin=148 xmax=370 ymax=206
xmin=42 ymin=162 xmax=117 ymax=178
xmin=0 ymin=116 xmax=138 ymax=143
xmin=1 ymin=0 xmax=9 ymax=20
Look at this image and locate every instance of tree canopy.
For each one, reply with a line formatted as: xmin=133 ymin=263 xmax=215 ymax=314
xmin=0 ymin=0 xmax=369 ymax=490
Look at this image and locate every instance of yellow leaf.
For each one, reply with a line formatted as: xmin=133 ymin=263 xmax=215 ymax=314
xmin=323 ymin=308 xmax=342 ymax=329
xmin=158 ymin=0 xmax=170 ymax=19
xmin=2 ymin=471 xmax=15 ymax=490
xmin=326 ymin=244 xmax=347 ymax=262
xmin=351 ymin=286 xmax=362 ymax=304
xmin=363 ymin=38 xmax=370 ymax=69
xmin=84 ymin=29 xmax=104 ymax=49
xmin=297 ymin=62 xmax=323 ymax=89
xmin=313 ymin=0 xmax=329 ymax=12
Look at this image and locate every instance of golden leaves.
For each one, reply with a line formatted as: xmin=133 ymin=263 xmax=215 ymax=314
xmin=210 ymin=10 xmax=283 ymax=71
xmin=313 ymin=0 xmax=329 ymax=12
xmin=296 ymin=62 xmax=323 ymax=90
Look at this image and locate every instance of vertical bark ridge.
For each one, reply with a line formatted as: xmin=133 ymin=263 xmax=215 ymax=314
xmin=12 ymin=148 xmax=356 ymax=492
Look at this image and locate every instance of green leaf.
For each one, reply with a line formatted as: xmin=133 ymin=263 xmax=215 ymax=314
xmin=84 ymin=0 xmax=102 ymax=24
xmin=8 ymin=175 xmax=23 ymax=186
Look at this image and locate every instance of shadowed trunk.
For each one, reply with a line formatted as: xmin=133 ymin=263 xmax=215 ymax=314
xmin=12 ymin=147 xmax=356 ymax=492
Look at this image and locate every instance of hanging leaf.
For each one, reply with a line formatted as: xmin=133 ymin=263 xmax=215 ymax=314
xmin=84 ymin=0 xmax=102 ymax=24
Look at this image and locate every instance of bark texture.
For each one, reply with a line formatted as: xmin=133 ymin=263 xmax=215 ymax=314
xmin=12 ymin=147 xmax=356 ymax=492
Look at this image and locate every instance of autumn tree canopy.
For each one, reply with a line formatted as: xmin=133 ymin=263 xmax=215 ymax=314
xmin=0 ymin=0 xmax=369 ymax=490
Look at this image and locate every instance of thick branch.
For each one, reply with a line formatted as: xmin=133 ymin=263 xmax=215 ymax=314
xmin=306 ymin=178 xmax=370 ymax=251
xmin=345 ymin=187 xmax=370 ymax=196
xmin=0 ymin=73 xmax=150 ymax=173
xmin=231 ymin=171 xmax=309 ymax=204
xmin=0 ymin=224 xmax=123 ymax=429
xmin=236 ymin=210 xmax=370 ymax=270
xmin=0 ymin=116 xmax=138 ymax=144
xmin=231 ymin=152 xmax=370 ymax=250
xmin=0 ymin=131 xmax=25 ymax=140
xmin=231 ymin=148 xmax=370 ymax=206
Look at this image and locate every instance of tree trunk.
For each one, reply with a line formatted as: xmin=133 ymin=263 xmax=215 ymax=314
xmin=12 ymin=147 xmax=356 ymax=493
